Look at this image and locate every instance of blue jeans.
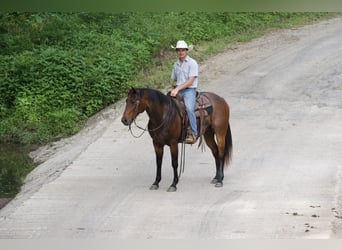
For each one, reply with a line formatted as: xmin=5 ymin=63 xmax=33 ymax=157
xmin=180 ymin=88 xmax=198 ymax=137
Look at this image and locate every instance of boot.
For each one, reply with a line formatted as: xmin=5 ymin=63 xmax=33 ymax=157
xmin=184 ymin=129 xmax=198 ymax=144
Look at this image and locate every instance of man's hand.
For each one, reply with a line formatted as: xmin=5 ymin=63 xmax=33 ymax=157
xmin=170 ymin=87 xmax=179 ymax=97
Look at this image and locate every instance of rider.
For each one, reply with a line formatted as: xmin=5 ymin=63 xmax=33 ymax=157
xmin=170 ymin=40 xmax=198 ymax=144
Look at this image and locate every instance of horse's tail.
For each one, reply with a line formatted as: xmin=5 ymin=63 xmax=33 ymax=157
xmin=224 ymin=122 xmax=233 ymax=168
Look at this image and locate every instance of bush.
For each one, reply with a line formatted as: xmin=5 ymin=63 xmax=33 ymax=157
xmin=0 ymin=144 xmax=35 ymax=197
xmin=0 ymin=12 xmax=333 ymax=144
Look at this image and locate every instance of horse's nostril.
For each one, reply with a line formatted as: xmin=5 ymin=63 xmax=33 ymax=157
xmin=121 ymin=117 xmax=130 ymax=125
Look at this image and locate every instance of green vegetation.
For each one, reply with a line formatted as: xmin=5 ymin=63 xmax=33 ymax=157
xmin=0 ymin=144 xmax=35 ymax=197
xmin=0 ymin=12 xmax=335 ymax=145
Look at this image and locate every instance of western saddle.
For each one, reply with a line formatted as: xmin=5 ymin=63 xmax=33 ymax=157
xmin=168 ymin=91 xmax=213 ymax=144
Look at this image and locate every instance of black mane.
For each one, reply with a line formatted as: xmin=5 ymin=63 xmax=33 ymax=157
xmin=138 ymin=88 xmax=180 ymax=126
xmin=140 ymin=88 xmax=169 ymax=105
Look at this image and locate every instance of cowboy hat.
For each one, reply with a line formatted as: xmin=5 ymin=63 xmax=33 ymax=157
xmin=171 ymin=40 xmax=194 ymax=51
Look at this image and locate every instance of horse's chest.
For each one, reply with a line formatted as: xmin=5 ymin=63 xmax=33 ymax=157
xmin=150 ymin=132 xmax=161 ymax=141
xmin=150 ymin=129 xmax=176 ymax=145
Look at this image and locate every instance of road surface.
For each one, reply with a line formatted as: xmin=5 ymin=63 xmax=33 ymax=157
xmin=1 ymin=17 xmax=342 ymax=239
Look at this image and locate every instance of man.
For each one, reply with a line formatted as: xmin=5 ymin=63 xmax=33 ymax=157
xmin=170 ymin=40 xmax=198 ymax=144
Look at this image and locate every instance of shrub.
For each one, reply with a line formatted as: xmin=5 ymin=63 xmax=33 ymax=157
xmin=0 ymin=12 xmax=333 ymax=144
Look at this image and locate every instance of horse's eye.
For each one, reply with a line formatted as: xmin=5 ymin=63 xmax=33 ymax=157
xmin=126 ymin=98 xmax=134 ymax=104
xmin=130 ymin=99 xmax=138 ymax=105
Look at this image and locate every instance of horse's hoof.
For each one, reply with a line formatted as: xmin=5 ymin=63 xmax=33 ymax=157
xmin=149 ymin=184 xmax=159 ymax=190
xmin=211 ymin=178 xmax=219 ymax=184
xmin=167 ymin=186 xmax=177 ymax=192
xmin=215 ymin=182 xmax=223 ymax=188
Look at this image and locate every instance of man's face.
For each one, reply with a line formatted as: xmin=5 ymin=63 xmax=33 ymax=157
xmin=176 ymin=48 xmax=188 ymax=60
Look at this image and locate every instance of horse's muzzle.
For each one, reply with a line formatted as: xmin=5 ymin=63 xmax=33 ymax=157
xmin=121 ymin=117 xmax=132 ymax=126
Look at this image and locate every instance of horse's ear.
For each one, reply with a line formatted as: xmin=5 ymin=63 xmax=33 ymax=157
xmin=128 ymin=87 xmax=136 ymax=95
xmin=128 ymin=87 xmax=141 ymax=98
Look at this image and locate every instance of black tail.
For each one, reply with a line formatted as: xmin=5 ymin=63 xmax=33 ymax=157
xmin=224 ymin=123 xmax=233 ymax=167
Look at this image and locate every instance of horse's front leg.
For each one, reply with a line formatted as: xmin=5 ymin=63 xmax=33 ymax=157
xmin=167 ymin=142 xmax=179 ymax=192
xmin=150 ymin=143 xmax=163 ymax=190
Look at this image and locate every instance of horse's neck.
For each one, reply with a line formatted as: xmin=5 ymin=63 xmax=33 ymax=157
xmin=145 ymin=92 xmax=168 ymax=123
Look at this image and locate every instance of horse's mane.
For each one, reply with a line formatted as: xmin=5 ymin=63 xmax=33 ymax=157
xmin=138 ymin=88 xmax=180 ymax=124
xmin=135 ymin=88 xmax=169 ymax=106
xmin=141 ymin=88 xmax=168 ymax=104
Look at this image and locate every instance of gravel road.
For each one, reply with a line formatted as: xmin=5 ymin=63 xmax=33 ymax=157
xmin=1 ymin=17 xmax=342 ymax=239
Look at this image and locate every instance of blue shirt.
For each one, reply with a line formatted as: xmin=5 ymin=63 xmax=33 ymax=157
xmin=171 ymin=55 xmax=198 ymax=88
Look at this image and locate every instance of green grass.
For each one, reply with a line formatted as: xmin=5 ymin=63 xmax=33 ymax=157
xmin=0 ymin=12 xmax=338 ymax=145
xmin=0 ymin=144 xmax=35 ymax=198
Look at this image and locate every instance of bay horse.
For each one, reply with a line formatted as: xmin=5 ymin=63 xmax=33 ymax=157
xmin=121 ymin=87 xmax=232 ymax=192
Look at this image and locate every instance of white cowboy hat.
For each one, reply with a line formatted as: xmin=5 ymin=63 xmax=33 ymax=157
xmin=171 ymin=40 xmax=194 ymax=51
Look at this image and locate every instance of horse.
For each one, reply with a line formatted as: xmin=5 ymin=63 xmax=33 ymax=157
xmin=121 ymin=87 xmax=232 ymax=192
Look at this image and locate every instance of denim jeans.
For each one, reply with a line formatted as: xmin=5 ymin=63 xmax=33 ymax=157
xmin=180 ymin=88 xmax=198 ymax=137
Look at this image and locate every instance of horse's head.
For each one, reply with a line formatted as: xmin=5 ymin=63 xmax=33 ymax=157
xmin=121 ymin=88 xmax=145 ymax=126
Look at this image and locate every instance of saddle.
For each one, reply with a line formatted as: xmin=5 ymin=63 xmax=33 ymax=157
xmin=167 ymin=91 xmax=213 ymax=143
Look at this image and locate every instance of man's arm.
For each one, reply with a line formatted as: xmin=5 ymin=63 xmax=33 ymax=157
xmin=170 ymin=76 xmax=195 ymax=97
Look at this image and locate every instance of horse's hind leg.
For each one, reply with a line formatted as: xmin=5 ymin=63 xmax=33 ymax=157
xmin=150 ymin=143 xmax=163 ymax=190
xmin=204 ymin=128 xmax=224 ymax=187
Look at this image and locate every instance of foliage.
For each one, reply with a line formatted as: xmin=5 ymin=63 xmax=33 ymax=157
xmin=0 ymin=12 xmax=334 ymax=144
xmin=0 ymin=144 xmax=35 ymax=197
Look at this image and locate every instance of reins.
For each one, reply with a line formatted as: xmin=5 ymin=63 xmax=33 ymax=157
xmin=178 ymin=141 xmax=186 ymax=179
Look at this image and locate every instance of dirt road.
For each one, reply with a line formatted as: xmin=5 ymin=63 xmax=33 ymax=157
xmin=1 ymin=17 xmax=342 ymax=239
